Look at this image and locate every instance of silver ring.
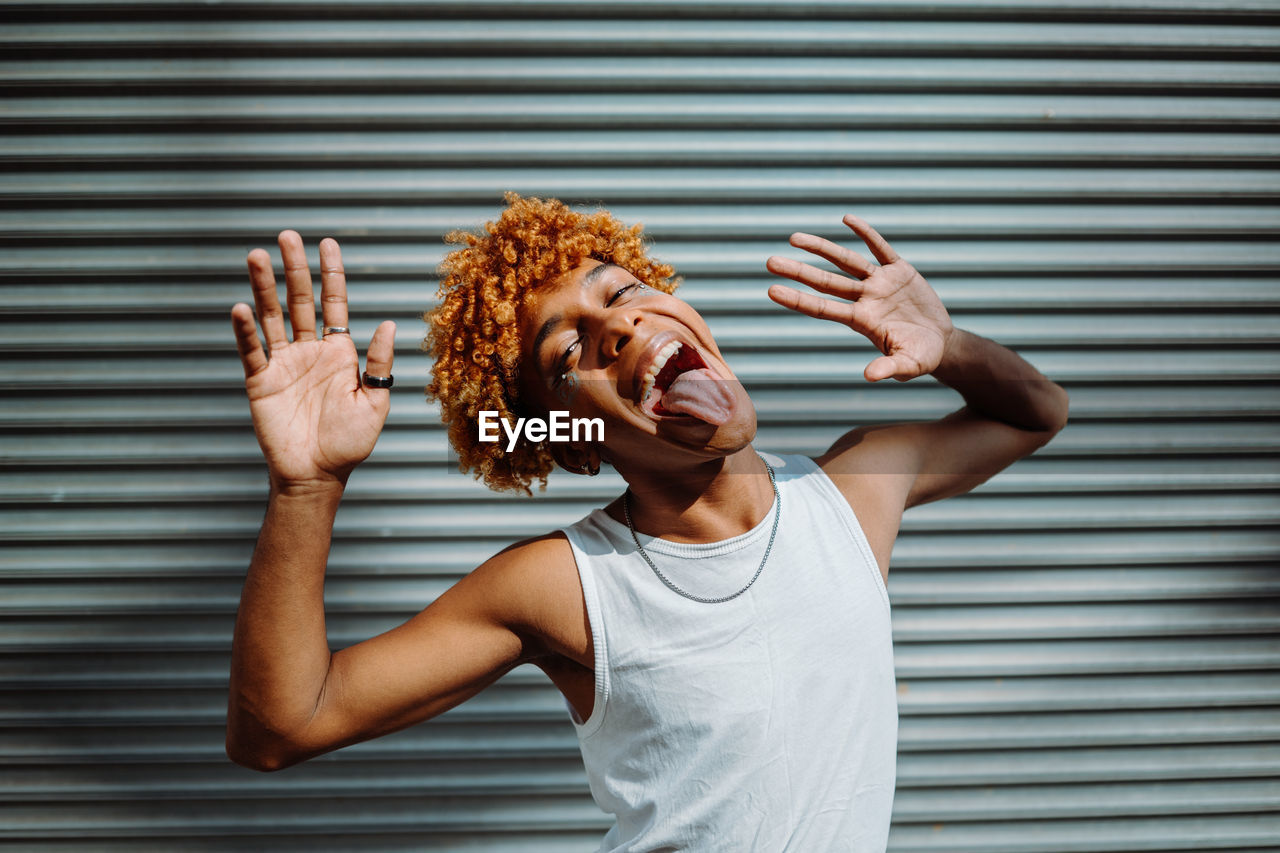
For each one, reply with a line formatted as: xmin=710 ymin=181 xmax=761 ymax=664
xmin=362 ymin=371 xmax=394 ymax=389
xmin=323 ymin=326 xmax=350 ymax=336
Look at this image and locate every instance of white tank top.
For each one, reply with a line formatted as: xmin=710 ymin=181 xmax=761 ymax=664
xmin=560 ymin=452 xmax=897 ymax=853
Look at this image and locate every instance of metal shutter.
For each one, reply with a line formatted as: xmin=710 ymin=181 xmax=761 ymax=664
xmin=2 ymin=1 xmax=1278 ymax=850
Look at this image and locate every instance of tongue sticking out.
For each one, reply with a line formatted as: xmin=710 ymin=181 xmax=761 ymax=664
xmin=655 ymin=367 xmax=733 ymax=425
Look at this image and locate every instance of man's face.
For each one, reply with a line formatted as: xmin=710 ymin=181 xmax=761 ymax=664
xmin=518 ymin=259 xmax=756 ymax=471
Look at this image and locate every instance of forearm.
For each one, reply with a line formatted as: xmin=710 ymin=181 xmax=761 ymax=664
xmin=226 ymin=481 xmax=344 ymax=769
xmin=932 ymin=329 xmax=1069 ymax=433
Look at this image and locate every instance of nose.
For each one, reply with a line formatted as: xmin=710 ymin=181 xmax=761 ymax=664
xmin=600 ymin=306 xmax=643 ymax=360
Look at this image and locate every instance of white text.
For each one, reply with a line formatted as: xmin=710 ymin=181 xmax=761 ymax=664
xmin=478 ymin=410 xmax=604 ymax=451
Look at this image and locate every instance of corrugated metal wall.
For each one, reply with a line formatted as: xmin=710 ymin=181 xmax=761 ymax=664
xmin=2 ymin=1 xmax=1278 ymax=850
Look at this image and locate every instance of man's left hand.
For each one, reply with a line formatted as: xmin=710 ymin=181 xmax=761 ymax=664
xmin=766 ymin=215 xmax=954 ymax=382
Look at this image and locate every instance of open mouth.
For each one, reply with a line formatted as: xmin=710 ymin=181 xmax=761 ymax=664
xmin=638 ymin=340 xmax=733 ymax=425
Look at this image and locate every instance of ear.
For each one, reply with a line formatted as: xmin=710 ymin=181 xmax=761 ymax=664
xmin=550 ymin=442 xmax=601 ymax=476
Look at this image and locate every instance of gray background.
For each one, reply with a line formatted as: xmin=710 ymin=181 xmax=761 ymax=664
xmin=2 ymin=0 xmax=1279 ymax=850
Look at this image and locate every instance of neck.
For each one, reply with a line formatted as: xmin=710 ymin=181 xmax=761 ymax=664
xmin=607 ymin=446 xmax=774 ymax=544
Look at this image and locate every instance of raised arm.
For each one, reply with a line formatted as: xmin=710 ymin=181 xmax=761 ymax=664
xmin=226 ymin=233 xmax=577 ymax=771
xmin=765 ymin=216 xmax=1068 ymax=571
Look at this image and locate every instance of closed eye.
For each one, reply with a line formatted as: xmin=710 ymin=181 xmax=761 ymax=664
xmin=606 ymin=283 xmax=639 ymax=307
xmin=553 ymin=338 xmax=581 ymax=387
xmin=554 ymin=282 xmax=641 ymax=385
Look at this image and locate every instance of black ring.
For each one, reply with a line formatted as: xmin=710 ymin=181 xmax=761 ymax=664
xmin=362 ymin=371 xmax=394 ymax=389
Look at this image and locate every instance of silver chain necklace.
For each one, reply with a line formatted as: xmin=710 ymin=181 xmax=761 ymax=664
xmin=622 ymin=454 xmax=780 ymax=604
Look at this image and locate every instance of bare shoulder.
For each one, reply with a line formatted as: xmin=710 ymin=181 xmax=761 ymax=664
xmin=811 ymin=425 xmax=923 ymax=580
xmin=463 ymin=531 xmax=590 ymax=668
xmin=814 ymin=422 xmax=926 ymax=481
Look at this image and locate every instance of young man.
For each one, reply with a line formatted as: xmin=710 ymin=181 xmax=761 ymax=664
xmin=226 ymin=195 xmax=1068 ymax=851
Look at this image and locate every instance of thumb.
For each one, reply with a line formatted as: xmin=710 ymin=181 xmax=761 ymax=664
xmin=363 ymin=320 xmax=397 ymax=388
xmin=864 ymin=352 xmax=918 ymax=383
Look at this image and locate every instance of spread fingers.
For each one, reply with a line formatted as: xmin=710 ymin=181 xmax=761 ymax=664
xmin=363 ymin=321 xmax=397 ymax=394
xmin=843 ymin=215 xmax=901 ymax=266
xmin=247 ymin=247 xmax=287 ymax=352
xmin=766 ymin=283 xmax=856 ymax=325
xmin=278 ymin=230 xmax=317 ymax=342
xmin=230 ymin=302 xmax=268 ymax=378
xmin=319 ymin=238 xmax=349 ymax=333
xmin=789 ymin=231 xmax=876 ymax=279
xmin=766 ymin=254 xmax=864 ymax=300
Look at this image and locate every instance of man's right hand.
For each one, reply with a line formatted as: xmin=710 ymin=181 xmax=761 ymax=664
xmin=224 ymin=233 xmax=593 ymax=774
xmin=230 ymin=231 xmax=396 ymax=491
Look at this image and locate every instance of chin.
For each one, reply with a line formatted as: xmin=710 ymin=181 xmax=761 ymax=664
xmin=712 ymin=407 xmax=759 ymax=455
xmin=652 ymin=391 xmax=757 ymax=457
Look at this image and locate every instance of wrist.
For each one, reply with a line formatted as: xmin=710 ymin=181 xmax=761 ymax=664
xmin=268 ymin=476 xmax=347 ymax=503
xmin=932 ymin=326 xmax=967 ymax=377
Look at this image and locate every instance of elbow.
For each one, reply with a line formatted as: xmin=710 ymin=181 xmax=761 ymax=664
xmin=226 ymin=748 xmax=283 ymax=774
xmin=225 ymin=711 xmax=312 ymax=772
xmin=224 ymin=668 xmax=341 ymax=771
xmin=225 ymin=727 xmax=293 ymax=773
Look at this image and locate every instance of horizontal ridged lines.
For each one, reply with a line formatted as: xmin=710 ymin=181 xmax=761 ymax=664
xmin=1 ymin=3 xmax=1278 ymax=851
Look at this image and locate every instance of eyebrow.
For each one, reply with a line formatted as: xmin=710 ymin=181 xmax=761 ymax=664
xmin=582 ymin=262 xmax=621 ymax=290
xmin=531 ymin=263 xmax=624 ymax=375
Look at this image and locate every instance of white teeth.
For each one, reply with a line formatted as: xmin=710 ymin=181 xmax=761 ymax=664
xmin=639 ymin=340 xmax=683 ymax=404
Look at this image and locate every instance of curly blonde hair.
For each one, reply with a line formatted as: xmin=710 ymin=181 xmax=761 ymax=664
xmin=424 ymin=193 xmax=679 ymax=494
